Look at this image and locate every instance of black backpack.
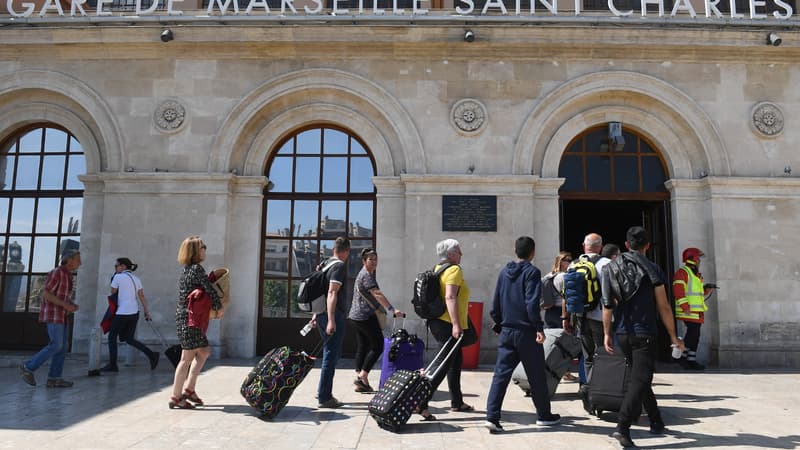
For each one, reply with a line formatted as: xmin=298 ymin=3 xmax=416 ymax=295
xmin=297 ymin=259 xmax=342 ymax=314
xmin=540 ymin=272 xmax=561 ymax=309
xmin=411 ymin=263 xmax=453 ymax=320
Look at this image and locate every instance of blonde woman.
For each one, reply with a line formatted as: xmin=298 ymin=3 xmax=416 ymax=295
xmin=169 ymin=236 xmax=224 ymax=409
xmin=546 ymin=251 xmax=578 ymax=381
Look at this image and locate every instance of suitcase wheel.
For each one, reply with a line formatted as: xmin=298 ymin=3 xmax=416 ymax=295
xmin=594 ymin=409 xmax=602 ymax=417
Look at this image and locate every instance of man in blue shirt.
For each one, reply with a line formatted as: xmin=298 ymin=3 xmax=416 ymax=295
xmin=484 ymin=236 xmax=561 ymax=433
xmin=602 ymin=227 xmax=684 ymax=448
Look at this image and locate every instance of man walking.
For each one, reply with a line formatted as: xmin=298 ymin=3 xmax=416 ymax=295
xmin=485 ymin=236 xmax=561 ymax=433
xmin=19 ymin=249 xmax=81 ymax=387
xmin=602 ymin=227 xmax=684 ymax=447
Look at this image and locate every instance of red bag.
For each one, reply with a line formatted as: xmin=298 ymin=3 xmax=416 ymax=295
xmin=187 ymin=288 xmax=211 ymax=334
xmin=100 ymin=293 xmax=118 ymax=334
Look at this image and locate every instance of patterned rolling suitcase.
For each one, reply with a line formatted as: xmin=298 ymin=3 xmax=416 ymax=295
xmin=587 ymin=349 xmax=630 ymax=417
xmin=512 ymin=328 xmax=582 ymax=398
xmin=378 ymin=319 xmax=425 ymax=390
xmin=240 ymin=346 xmax=315 ymax=419
xmin=369 ymin=334 xmax=463 ymax=431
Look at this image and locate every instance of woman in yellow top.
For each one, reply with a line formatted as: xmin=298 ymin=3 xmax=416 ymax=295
xmin=417 ymin=238 xmax=474 ymax=421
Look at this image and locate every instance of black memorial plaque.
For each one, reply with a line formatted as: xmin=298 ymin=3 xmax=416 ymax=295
xmin=442 ymin=195 xmax=497 ymax=232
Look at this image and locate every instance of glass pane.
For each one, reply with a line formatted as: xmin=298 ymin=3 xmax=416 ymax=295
xmin=292 ymin=239 xmax=317 ymax=278
xmin=641 ymin=156 xmax=668 ymax=192
xmin=350 ymin=157 xmax=375 ymax=193
xmin=265 ymin=200 xmax=291 ymax=236
xmin=262 ymin=279 xmax=288 ymax=318
xmin=69 ymin=136 xmax=83 ymax=154
xmin=58 ymin=237 xmax=80 ymax=263
xmin=1 ymin=155 xmax=15 ymax=191
xmin=351 ymin=138 xmax=366 ymax=155
xmin=40 ymin=155 xmax=66 ymax=190
xmin=0 ymin=198 xmax=7 ymax=233
xmin=566 ymin=137 xmax=582 ymax=153
xmin=296 ymin=129 xmax=321 ymax=155
xmin=319 ymin=239 xmax=335 ymax=262
xmin=263 ymin=240 xmax=290 ymax=277
xmin=584 ymin=129 xmax=606 ymax=153
xmin=276 ymin=139 xmax=293 ymax=155
xmin=15 ymin=155 xmax=40 ymax=190
xmin=44 ymin=129 xmax=69 ymax=153
xmin=10 ymin=198 xmax=34 ymax=233
xmin=349 ymin=239 xmax=374 ymax=278
xmin=7 ymin=237 xmax=30 ymax=270
xmin=622 ymin=132 xmax=639 ymax=153
xmin=558 ymin=155 xmax=583 ymax=192
xmin=323 ymin=129 xmax=348 ymax=155
xmin=294 ymin=157 xmax=320 ymax=193
xmin=18 ymin=129 xmax=42 ymax=153
xmin=3 ymin=275 xmax=28 ymax=312
xmin=614 ymin=156 xmax=639 ymax=193
xmin=62 ymin=198 xmax=82 ymax=233
xmin=349 ymin=201 xmax=373 ymax=236
xmin=320 ymin=201 xmax=346 ymax=238
xmin=293 ymin=201 xmax=319 ymax=237
xmin=36 ymin=198 xmax=61 ymax=233
xmin=585 ymin=156 xmax=612 ymax=192
xmin=32 ymin=236 xmax=58 ymax=272
xmin=267 ymin=157 xmax=293 ymax=192
xmin=29 ymin=274 xmax=47 ymax=312
xmin=322 ymin=157 xmax=347 ymax=193
xmin=66 ymin=154 xmax=85 ymax=189
xmin=289 ymin=280 xmax=306 ymax=318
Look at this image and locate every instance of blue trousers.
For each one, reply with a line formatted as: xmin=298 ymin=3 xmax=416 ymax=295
xmin=25 ymin=322 xmax=68 ymax=379
xmin=486 ymin=328 xmax=552 ymax=422
xmin=315 ymin=310 xmax=345 ymax=403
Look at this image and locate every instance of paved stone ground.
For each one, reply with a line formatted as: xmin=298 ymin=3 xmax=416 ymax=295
xmin=0 ymin=353 xmax=798 ymax=449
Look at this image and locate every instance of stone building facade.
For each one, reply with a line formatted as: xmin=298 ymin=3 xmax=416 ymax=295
xmin=1 ymin=2 xmax=799 ymax=368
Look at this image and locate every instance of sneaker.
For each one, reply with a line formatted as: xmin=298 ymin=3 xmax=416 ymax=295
xmin=100 ymin=364 xmax=119 ymax=372
xmin=353 ymin=378 xmax=373 ymax=393
xmin=318 ymin=397 xmax=343 ymax=409
xmin=19 ymin=362 xmax=36 ymax=386
xmin=149 ymin=352 xmax=160 ymax=370
xmin=484 ymin=420 xmax=504 ymax=434
xmin=536 ymin=413 xmax=561 ymax=426
xmin=46 ymin=378 xmax=74 ymax=388
xmin=611 ymin=431 xmax=636 ymax=448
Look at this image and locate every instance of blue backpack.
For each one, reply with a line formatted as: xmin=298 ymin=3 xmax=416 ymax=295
xmin=562 ymin=254 xmax=601 ymax=314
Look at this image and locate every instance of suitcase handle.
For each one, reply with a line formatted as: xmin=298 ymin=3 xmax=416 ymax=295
xmin=422 ymin=334 xmax=464 ymax=381
xmin=145 ymin=319 xmax=172 ymax=350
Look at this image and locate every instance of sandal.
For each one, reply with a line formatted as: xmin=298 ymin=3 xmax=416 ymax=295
xmin=168 ymin=396 xmax=195 ymax=409
xmin=419 ymin=409 xmax=437 ymax=421
xmin=182 ymin=388 xmax=204 ymax=406
xmin=450 ymin=403 xmax=474 ymax=412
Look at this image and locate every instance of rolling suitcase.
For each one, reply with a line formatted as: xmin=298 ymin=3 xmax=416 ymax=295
xmin=378 ymin=318 xmax=424 ymax=389
xmin=369 ymin=335 xmax=463 ymax=431
xmin=587 ymin=349 xmax=630 ymax=417
xmin=512 ymin=328 xmax=582 ymax=398
xmin=240 ymin=346 xmax=316 ymax=419
xmin=146 ymin=320 xmax=182 ymax=368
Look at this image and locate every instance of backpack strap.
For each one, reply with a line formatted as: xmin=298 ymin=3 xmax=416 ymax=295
xmin=320 ymin=258 xmax=343 ymax=273
xmin=434 ymin=262 xmax=454 ymax=276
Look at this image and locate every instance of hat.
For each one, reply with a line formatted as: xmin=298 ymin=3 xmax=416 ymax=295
xmin=60 ymin=249 xmax=80 ymax=265
xmin=682 ymin=247 xmax=704 ymax=263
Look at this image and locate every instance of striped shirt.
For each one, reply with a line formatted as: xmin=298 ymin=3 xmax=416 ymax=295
xmin=38 ymin=265 xmax=75 ymax=324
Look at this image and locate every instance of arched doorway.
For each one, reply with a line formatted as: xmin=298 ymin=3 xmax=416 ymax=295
xmin=0 ymin=124 xmax=85 ymax=350
xmin=258 ymin=125 xmax=377 ymax=354
xmin=558 ymin=124 xmax=674 ymax=359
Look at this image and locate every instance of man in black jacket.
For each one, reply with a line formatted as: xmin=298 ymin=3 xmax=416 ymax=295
xmin=602 ymin=227 xmax=684 ymax=448
xmin=484 ymin=236 xmax=561 ymax=433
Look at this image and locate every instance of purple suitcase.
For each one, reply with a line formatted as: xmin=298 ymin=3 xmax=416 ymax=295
xmin=379 ymin=336 xmax=425 ymax=389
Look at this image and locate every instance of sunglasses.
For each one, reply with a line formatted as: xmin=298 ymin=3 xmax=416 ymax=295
xmin=201 ymin=245 xmax=207 ymax=250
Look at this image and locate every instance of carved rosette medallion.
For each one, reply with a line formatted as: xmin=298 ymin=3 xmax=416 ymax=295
xmin=751 ymin=102 xmax=784 ymax=138
xmin=154 ymin=99 xmax=187 ymax=133
xmin=451 ymin=98 xmax=487 ymax=135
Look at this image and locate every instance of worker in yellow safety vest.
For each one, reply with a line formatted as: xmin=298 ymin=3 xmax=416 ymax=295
xmin=672 ymin=248 xmax=717 ymax=370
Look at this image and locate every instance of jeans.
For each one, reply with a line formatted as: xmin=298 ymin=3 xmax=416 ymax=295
xmin=617 ymin=334 xmax=664 ymax=433
xmin=25 ymin=322 xmax=68 ymax=379
xmin=420 ymin=318 xmax=465 ymax=410
xmin=316 ymin=309 xmax=345 ymax=403
xmin=577 ymin=317 xmax=604 ymax=379
xmin=486 ymin=328 xmax=552 ymax=422
xmin=350 ymin=316 xmax=383 ymax=373
xmin=107 ymin=313 xmax=155 ymax=367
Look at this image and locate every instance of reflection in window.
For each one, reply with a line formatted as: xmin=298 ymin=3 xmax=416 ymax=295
xmin=558 ymin=125 xmax=668 ymax=198
xmin=0 ymin=125 xmax=83 ymax=313
xmin=262 ymin=126 xmax=376 ymax=319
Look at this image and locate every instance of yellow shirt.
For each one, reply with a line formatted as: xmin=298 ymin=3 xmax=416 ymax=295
xmin=435 ymin=264 xmax=470 ymax=328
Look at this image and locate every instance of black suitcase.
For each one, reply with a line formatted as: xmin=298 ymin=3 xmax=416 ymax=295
xmin=146 ymin=320 xmax=182 ymax=368
xmin=368 ymin=335 xmax=463 ymax=431
xmin=512 ymin=328 xmax=582 ymax=398
xmin=587 ymin=349 xmax=630 ymax=417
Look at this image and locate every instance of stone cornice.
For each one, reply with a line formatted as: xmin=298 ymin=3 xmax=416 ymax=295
xmin=400 ymin=174 xmax=543 ymax=196
xmin=704 ymin=176 xmax=800 ymax=199
xmin=80 ymin=172 xmax=266 ymax=195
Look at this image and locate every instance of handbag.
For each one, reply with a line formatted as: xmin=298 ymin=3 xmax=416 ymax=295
xmin=187 ymin=288 xmax=212 ymax=334
xmin=460 ymin=316 xmax=478 ymax=347
xmin=357 ymin=284 xmax=387 ymax=330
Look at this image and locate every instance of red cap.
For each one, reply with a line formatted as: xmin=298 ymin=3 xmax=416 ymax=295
xmin=682 ymin=247 xmax=704 ymax=263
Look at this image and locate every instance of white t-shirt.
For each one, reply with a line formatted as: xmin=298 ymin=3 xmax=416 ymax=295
xmin=586 ymin=254 xmax=610 ymax=322
xmin=111 ymin=271 xmax=143 ymax=315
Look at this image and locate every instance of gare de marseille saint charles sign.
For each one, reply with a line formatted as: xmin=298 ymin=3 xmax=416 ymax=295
xmin=6 ymin=0 xmax=796 ymax=19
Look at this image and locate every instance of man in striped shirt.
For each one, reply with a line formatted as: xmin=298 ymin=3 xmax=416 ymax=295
xmin=19 ymin=249 xmax=81 ymax=388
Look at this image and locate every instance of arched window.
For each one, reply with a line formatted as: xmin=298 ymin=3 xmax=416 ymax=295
xmin=261 ymin=126 xmax=376 ymax=320
xmin=0 ymin=125 xmax=85 ymax=314
xmin=558 ymin=125 xmax=668 ymax=200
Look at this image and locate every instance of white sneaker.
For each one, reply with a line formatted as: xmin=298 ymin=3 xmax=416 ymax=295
xmin=536 ymin=414 xmax=561 ymax=426
xmin=484 ymin=420 xmax=504 ymax=433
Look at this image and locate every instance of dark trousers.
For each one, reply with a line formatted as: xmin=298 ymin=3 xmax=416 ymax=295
xmin=577 ymin=317 xmax=604 ymax=377
xmin=420 ymin=318 xmax=465 ymax=409
xmin=617 ymin=335 xmax=664 ymax=433
xmin=350 ymin=316 xmax=383 ymax=373
xmin=107 ymin=313 xmax=154 ymax=366
xmin=682 ymin=321 xmax=702 ymax=353
xmin=486 ymin=328 xmax=552 ymax=422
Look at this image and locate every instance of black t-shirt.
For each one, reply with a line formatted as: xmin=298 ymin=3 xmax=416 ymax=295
xmin=324 ymin=258 xmax=348 ymax=314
